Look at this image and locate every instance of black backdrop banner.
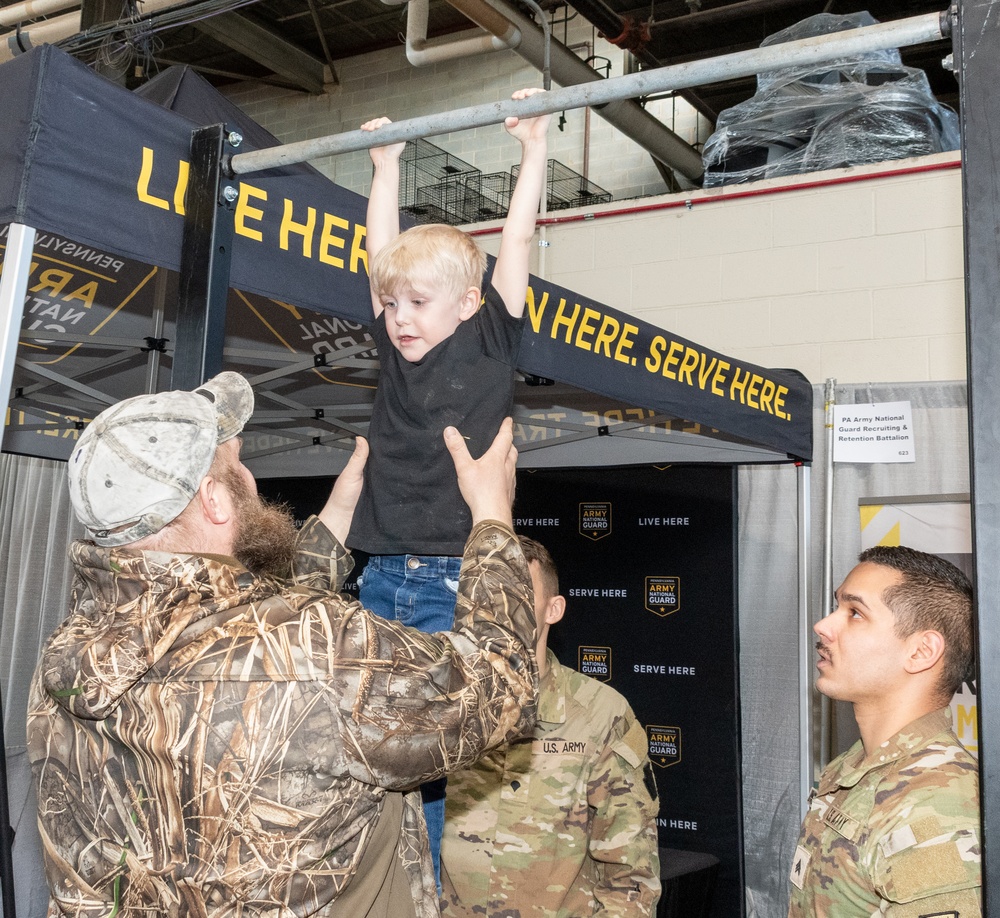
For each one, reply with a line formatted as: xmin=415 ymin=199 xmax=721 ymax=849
xmin=259 ymin=463 xmax=743 ymax=918
xmin=517 ymin=464 xmax=742 ymax=918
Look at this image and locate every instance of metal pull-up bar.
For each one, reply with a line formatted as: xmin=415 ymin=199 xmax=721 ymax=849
xmin=229 ymin=9 xmax=949 ymax=176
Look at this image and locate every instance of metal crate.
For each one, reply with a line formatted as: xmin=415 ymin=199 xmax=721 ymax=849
xmin=512 ymin=158 xmax=613 ymax=211
xmin=477 ymin=171 xmax=515 ymax=219
xmin=399 ymin=138 xmax=480 ymax=214
xmin=400 ymin=198 xmax=457 ymax=226
xmin=408 ymin=176 xmax=483 ymax=225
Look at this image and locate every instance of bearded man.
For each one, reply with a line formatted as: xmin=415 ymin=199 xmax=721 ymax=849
xmin=27 ymin=371 xmax=537 ymax=918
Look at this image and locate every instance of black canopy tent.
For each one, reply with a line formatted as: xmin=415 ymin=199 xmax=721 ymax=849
xmin=0 ymin=43 xmax=816 ymax=916
xmin=0 ymin=45 xmax=812 ymax=468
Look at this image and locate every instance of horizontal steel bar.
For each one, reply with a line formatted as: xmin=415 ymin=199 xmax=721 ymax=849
xmin=230 ymin=10 xmax=946 ymax=175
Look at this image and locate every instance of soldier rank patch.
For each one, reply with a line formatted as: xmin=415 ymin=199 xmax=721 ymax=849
xmin=790 ymin=845 xmax=810 ymax=890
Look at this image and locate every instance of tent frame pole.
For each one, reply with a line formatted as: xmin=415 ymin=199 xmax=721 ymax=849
xmin=0 ymin=223 xmax=34 ymax=457
xmin=228 ymin=10 xmax=948 ymax=176
xmin=956 ymin=0 xmax=1000 ymax=911
xmin=819 ymin=378 xmax=836 ymax=768
xmin=797 ymin=461 xmax=812 ymax=823
xmin=0 ymin=220 xmax=33 ymax=918
xmin=145 ymin=266 xmax=169 ymax=394
xmin=173 ymin=124 xmax=236 ymax=390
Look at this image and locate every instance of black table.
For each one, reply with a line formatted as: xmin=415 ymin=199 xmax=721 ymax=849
xmin=658 ymin=847 xmax=720 ymax=918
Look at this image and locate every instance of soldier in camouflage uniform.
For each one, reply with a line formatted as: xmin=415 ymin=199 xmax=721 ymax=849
xmin=441 ymin=537 xmax=661 ymax=918
xmin=788 ymin=545 xmax=980 ymax=917
xmin=27 ymin=372 xmax=537 ymax=918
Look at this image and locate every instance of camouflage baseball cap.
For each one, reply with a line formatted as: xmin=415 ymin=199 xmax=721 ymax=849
xmin=68 ymin=372 xmax=254 ymax=547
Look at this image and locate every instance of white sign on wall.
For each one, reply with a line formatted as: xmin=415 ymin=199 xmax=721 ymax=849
xmin=834 ymin=401 xmax=915 ymax=463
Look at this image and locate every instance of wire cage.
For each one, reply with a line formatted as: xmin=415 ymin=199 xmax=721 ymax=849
xmin=411 ymin=176 xmax=483 ymax=225
xmin=512 ymin=158 xmax=613 ymax=211
xmin=400 ymin=138 xmax=481 ymax=224
xmin=397 ymin=142 xmax=611 ymax=225
xmin=478 ymin=171 xmax=515 ymax=219
xmin=406 ymin=172 xmax=514 ymax=225
xmin=401 ymin=197 xmax=456 ymax=225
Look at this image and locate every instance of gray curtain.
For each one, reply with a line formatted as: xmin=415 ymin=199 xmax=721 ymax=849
xmin=738 ymin=380 xmax=970 ymax=918
xmin=1 ymin=452 xmax=81 ymax=918
xmin=738 ymin=459 xmax=803 ymax=918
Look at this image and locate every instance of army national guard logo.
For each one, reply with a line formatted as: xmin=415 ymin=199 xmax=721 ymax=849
xmin=645 ymin=576 xmax=680 ymax=616
xmin=647 ymin=725 xmax=681 ymax=768
xmin=578 ymin=645 xmax=612 ymax=682
xmin=579 ymin=502 xmax=612 ymax=541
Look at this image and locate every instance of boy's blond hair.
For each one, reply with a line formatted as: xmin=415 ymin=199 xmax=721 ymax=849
xmin=370 ymin=223 xmax=488 ymax=302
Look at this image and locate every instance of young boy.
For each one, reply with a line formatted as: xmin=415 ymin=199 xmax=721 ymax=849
xmin=347 ymin=89 xmax=550 ymax=884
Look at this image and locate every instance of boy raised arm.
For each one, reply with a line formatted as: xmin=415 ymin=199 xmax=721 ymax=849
xmin=492 ymin=86 xmax=550 ymax=318
xmin=360 ymin=115 xmax=405 ymax=318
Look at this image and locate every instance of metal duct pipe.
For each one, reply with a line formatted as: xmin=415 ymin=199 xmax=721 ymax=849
xmin=566 ymin=0 xmax=718 ymax=120
xmin=555 ymin=0 xmax=676 ymax=83
xmin=445 ymin=0 xmax=704 ymax=182
xmin=230 ymin=10 xmax=946 ymax=177
xmin=651 ymin=0 xmax=816 ymax=32
xmin=446 ymin=0 xmax=523 ymax=45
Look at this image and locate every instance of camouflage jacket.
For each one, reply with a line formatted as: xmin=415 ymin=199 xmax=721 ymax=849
xmin=440 ymin=651 xmax=661 ymax=917
xmin=27 ymin=517 xmax=537 ymax=918
xmin=788 ymin=708 xmax=981 ymax=917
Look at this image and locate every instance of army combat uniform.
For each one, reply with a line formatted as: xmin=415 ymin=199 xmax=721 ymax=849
xmin=440 ymin=649 xmax=661 ymax=917
xmin=788 ymin=708 xmax=981 ymax=917
xmin=27 ymin=517 xmax=537 ymax=918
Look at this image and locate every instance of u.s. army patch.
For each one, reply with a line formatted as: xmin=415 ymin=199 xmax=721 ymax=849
xmin=824 ymin=804 xmax=860 ymax=841
xmin=532 ymin=737 xmax=590 ymax=755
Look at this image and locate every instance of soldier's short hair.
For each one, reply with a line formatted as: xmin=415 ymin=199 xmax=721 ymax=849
xmin=518 ymin=536 xmax=559 ymax=601
xmin=858 ymin=545 xmax=974 ymax=698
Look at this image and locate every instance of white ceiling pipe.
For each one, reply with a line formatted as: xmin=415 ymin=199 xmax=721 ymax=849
xmin=0 ymin=0 xmax=79 ymax=29
xmin=395 ymin=0 xmax=520 ymax=67
xmin=0 ymin=8 xmax=79 ymax=59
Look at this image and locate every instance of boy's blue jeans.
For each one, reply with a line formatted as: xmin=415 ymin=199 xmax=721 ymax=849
xmin=358 ymin=553 xmax=462 ymax=891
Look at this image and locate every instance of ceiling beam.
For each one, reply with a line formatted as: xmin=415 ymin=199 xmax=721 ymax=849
xmin=193 ymin=11 xmax=329 ymax=93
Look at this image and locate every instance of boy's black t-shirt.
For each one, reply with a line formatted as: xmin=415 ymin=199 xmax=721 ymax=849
xmin=348 ymin=284 xmax=525 ymax=556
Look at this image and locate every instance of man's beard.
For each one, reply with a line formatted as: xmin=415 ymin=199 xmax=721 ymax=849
xmin=219 ymin=465 xmax=299 ymax=579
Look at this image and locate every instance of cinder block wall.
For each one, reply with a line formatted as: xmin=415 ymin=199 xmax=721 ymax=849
xmin=222 ymin=34 xmax=965 ymax=387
